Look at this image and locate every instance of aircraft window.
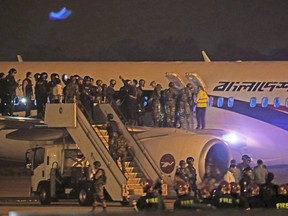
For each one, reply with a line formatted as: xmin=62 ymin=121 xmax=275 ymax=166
xmin=227 ymin=97 xmax=234 ymax=108
xmin=208 ymin=97 xmax=214 ymax=107
xmin=274 ymin=97 xmax=281 ymax=108
xmin=262 ymin=97 xmax=268 ymax=108
xmin=250 ymin=97 xmax=257 ymax=108
xmin=34 ymin=99 xmax=37 ymax=106
xmin=286 ymin=98 xmax=288 ymax=108
xmin=217 ymin=97 xmax=224 ymax=107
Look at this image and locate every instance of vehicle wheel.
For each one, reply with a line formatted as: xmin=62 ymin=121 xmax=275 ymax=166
xmin=39 ymin=184 xmax=51 ymax=205
xmin=78 ymin=187 xmax=93 ymax=206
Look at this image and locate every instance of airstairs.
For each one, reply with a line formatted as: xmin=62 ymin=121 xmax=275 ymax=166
xmin=44 ymin=102 xmax=162 ymax=202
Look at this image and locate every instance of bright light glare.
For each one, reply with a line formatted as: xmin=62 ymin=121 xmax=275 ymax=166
xmin=21 ymin=98 xmax=27 ymax=104
xmin=223 ymin=133 xmax=239 ymax=144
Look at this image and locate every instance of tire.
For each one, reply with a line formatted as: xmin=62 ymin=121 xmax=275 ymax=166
xmin=78 ymin=187 xmax=93 ymax=206
xmin=39 ymin=184 xmax=51 ymax=205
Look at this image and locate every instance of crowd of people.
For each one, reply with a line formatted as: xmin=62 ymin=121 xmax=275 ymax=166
xmin=0 ymin=68 xmax=209 ymax=129
xmin=89 ymin=154 xmax=288 ymax=212
xmin=165 ymin=154 xmax=288 ymax=211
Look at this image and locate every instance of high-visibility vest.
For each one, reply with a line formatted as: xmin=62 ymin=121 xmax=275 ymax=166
xmin=196 ymin=90 xmax=208 ymax=108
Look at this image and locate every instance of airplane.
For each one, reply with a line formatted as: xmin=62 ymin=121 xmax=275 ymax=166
xmin=0 ymin=55 xmax=287 ymax=187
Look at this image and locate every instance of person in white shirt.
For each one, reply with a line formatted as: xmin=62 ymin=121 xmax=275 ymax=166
xmin=52 ymin=78 xmax=63 ymax=103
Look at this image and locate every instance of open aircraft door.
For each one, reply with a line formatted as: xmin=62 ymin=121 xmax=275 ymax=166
xmin=165 ymin=72 xmax=185 ymax=90
xmin=185 ymin=72 xmax=206 ymax=90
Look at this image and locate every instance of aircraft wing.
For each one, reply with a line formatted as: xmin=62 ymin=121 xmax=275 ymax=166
xmin=0 ymin=116 xmax=45 ymax=129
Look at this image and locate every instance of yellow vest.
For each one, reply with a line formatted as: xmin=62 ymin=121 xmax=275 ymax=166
xmin=196 ymin=90 xmax=208 ymax=108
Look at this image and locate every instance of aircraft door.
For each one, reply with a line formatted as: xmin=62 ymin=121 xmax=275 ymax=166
xmin=185 ymin=72 xmax=206 ymax=90
xmin=165 ymin=72 xmax=185 ymax=90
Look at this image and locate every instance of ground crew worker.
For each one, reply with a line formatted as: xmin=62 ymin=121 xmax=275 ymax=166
xmin=163 ymin=82 xmax=178 ymax=127
xmin=195 ymin=85 xmax=208 ymax=130
xmin=212 ymin=180 xmax=239 ymax=209
xmin=230 ymin=182 xmax=250 ymax=210
xmin=185 ymin=157 xmax=198 ymax=197
xmin=3 ymin=68 xmax=20 ymax=116
xmin=106 ymin=113 xmax=121 ymax=158
xmin=246 ymin=183 xmax=265 ymax=208
xmin=136 ymin=179 xmax=165 ymax=211
xmin=22 ymin=72 xmax=33 ymax=117
xmin=230 ymin=159 xmax=242 ymax=183
xmin=260 ymin=172 xmax=278 ymax=207
xmin=271 ymin=184 xmax=288 ymax=209
xmin=115 ymin=134 xmax=130 ymax=173
xmin=253 ymin=159 xmax=268 ymax=185
xmin=174 ymin=180 xmax=214 ymax=210
xmin=91 ymin=161 xmax=107 ymax=212
xmin=177 ymin=83 xmax=194 ymax=129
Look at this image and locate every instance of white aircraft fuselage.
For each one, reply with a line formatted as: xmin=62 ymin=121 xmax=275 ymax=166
xmin=0 ymin=60 xmax=287 ymax=183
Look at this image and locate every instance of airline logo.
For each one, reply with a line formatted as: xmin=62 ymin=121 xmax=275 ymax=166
xmin=213 ymin=81 xmax=288 ymax=92
xmin=160 ymin=153 xmax=175 ymax=174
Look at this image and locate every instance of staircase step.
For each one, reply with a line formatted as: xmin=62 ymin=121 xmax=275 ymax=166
xmin=127 ymin=178 xmax=142 ymax=184
xmin=126 ymin=172 xmax=144 ymax=178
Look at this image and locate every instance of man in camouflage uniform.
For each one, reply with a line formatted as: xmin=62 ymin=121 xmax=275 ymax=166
xmin=115 ymin=134 xmax=130 ymax=173
xmin=91 ymin=161 xmax=107 ymax=212
xmin=150 ymin=82 xmax=162 ymax=127
xmin=177 ymin=83 xmax=194 ymax=129
xmin=163 ymin=82 xmax=178 ymax=127
xmin=65 ymin=76 xmax=79 ymax=103
xmin=106 ymin=113 xmax=121 ymax=159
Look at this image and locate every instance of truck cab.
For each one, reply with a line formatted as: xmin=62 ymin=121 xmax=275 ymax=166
xmin=26 ymin=144 xmax=94 ymax=205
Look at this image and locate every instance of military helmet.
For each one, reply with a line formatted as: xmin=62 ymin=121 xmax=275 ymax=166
xmin=169 ymin=82 xmax=175 ymax=87
xmin=139 ymin=79 xmax=145 ymax=86
xmin=150 ymin=81 xmax=156 ymax=87
xmin=0 ymin=72 xmax=4 ymax=78
xmin=242 ymin=154 xmax=251 ymax=161
xmin=186 ymin=156 xmax=194 ymax=163
xmin=107 ymin=113 xmax=114 ymax=120
xmin=34 ymin=73 xmax=41 ymax=80
xmin=200 ymin=185 xmax=213 ymax=198
xmin=230 ymin=182 xmax=241 ymax=195
xmin=248 ymin=183 xmax=260 ymax=197
xmin=278 ymin=184 xmax=288 ymax=195
xmin=110 ymin=79 xmax=116 ymax=85
xmin=93 ymin=161 xmax=101 ymax=167
xmin=41 ymin=72 xmax=48 ymax=80
xmin=96 ymin=79 xmax=103 ymax=86
xmin=218 ymin=181 xmax=231 ymax=195
xmin=8 ymin=68 xmax=17 ymax=74
xmin=84 ymin=76 xmax=91 ymax=82
xmin=186 ymin=83 xmax=193 ymax=89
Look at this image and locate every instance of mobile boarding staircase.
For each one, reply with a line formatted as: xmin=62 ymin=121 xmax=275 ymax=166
xmin=45 ymin=102 xmax=162 ymax=203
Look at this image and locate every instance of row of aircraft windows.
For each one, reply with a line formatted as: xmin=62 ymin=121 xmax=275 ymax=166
xmin=208 ymin=97 xmax=288 ymax=108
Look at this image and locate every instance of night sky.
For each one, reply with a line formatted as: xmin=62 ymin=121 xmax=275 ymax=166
xmin=0 ymin=0 xmax=288 ymax=61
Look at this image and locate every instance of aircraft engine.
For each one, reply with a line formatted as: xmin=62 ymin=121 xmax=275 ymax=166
xmin=135 ymin=128 xmax=232 ymax=190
